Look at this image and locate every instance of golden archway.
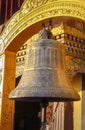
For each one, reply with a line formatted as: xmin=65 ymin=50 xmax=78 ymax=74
xmin=0 ymin=0 xmax=85 ymax=130
xmin=0 ymin=0 xmax=85 ymax=52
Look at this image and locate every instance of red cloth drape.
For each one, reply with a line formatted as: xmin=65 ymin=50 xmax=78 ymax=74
xmin=10 ymin=0 xmax=13 ymax=16
xmin=5 ymin=0 xmax=8 ymax=22
xmin=18 ymin=0 xmax=20 ymax=8
xmin=0 ymin=0 xmax=2 ymax=15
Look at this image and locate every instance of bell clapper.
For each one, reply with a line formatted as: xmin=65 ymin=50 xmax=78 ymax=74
xmin=40 ymin=101 xmax=48 ymax=130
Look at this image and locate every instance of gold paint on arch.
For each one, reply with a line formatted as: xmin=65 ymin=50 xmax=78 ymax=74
xmin=0 ymin=0 xmax=85 ymax=52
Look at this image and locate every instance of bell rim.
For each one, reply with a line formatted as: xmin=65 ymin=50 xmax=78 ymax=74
xmin=9 ymin=95 xmax=80 ymax=102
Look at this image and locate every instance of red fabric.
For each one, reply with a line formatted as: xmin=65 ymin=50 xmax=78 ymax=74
xmin=10 ymin=0 xmax=13 ymax=16
xmin=0 ymin=0 xmax=2 ymax=15
xmin=5 ymin=0 xmax=8 ymax=22
xmin=18 ymin=0 xmax=20 ymax=8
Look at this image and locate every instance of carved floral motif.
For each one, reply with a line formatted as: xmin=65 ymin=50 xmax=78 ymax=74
xmin=0 ymin=1 xmax=85 ymax=51
xmin=65 ymin=56 xmax=85 ymax=78
xmin=75 ymin=20 xmax=84 ymax=31
xmin=0 ymin=39 xmax=4 ymax=55
xmin=22 ymin=0 xmax=48 ymax=10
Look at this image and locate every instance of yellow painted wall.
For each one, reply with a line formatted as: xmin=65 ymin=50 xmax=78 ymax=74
xmin=82 ymin=74 xmax=85 ymax=130
xmin=72 ymin=74 xmax=82 ymax=130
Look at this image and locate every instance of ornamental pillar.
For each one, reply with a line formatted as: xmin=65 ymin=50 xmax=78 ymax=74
xmin=0 ymin=51 xmax=16 ymax=130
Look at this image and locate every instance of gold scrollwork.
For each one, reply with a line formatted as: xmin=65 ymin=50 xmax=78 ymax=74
xmin=0 ymin=1 xmax=85 ymax=52
xmin=22 ymin=0 xmax=48 ymax=11
xmin=0 ymin=39 xmax=4 ymax=55
xmin=29 ymin=0 xmax=48 ymax=7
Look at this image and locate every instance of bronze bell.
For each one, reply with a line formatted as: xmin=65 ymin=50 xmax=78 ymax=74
xmin=9 ymin=28 xmax=80 ymax=102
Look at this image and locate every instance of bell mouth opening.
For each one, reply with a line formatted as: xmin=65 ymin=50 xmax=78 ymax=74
xmin=9 ymin=96 xmax=80 ymax=102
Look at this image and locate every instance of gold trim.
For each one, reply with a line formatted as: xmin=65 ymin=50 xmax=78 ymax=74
xmin=0 ymin=1 xmax=85 ymax=51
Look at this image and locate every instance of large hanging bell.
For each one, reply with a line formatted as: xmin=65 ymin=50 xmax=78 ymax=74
xmin=9 ymin=29 xmax=80 ymax=102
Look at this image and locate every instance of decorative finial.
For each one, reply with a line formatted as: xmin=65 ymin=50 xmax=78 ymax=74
xmin=38 ymin=20 xmax=53 ymax=40
xmin=38 ymin=23 xmax=48 ymax=39
xmin=47 ymin=19 xmax=53 ymax=39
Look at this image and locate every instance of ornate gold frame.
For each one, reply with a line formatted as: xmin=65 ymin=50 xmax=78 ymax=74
xmin=0 ymin=0 xmax=85 ymax=53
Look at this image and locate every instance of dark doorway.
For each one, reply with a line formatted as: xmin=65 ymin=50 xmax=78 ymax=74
xmin=14 ymin=76 xmax=41 ymax=130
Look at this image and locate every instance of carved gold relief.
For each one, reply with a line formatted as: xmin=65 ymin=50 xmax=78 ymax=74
xmin=21 ymin=0 xmax=48 ymax=11
xmin=0 ymin=39 xmax=4 ymax=55
xmin=75 ymin=20 xmax=84 ymax=31
xmin=52 ymin=23 xmax=85 ymax=39
xmin=0 ymin=0 xmax=85 ymax=52
xmin=65 ymin=56 xmax=85 ymax=79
